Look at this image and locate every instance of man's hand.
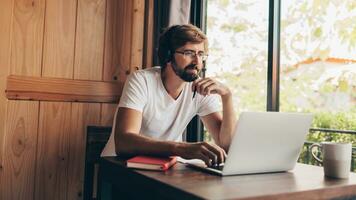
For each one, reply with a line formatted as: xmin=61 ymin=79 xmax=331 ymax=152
xmin=192 ymin=77 xmax=231 ymax=97
xmin=175 ymin=142 xmax=227 ymax=166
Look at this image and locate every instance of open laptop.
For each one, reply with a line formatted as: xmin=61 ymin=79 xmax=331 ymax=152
xmin=185 ymin=111 xmax=313 ymax=176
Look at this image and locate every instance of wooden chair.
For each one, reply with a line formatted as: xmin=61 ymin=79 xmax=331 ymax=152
xmin=84 ymin=126 xmax=112 ymax=200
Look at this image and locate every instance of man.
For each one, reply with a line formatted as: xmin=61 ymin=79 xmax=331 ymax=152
xmin=101 ymin=24 xmax=236 ymax=166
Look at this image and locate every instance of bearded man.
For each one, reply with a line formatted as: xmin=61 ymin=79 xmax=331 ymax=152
xmin=101 ymin=24 xmax=236 ymax=167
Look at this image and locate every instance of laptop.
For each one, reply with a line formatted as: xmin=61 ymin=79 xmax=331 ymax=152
xmin=185 ymin=111 xmax=313 ymax=176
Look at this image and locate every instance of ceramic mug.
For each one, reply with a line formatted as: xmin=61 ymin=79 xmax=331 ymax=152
xmin=310 ymin=142 xmax=352 ymax=179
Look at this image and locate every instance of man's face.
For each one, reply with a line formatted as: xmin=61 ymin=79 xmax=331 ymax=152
xmin=169 ymin=42 xmax=206 ymax=82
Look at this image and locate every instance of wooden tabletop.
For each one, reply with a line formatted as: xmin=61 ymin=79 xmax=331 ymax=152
xmin=100 ymin=157 xmax=356 ymax=200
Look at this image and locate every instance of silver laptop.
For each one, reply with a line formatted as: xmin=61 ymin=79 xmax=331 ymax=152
xmin=186 ymin=111 xmax=313 ymax=176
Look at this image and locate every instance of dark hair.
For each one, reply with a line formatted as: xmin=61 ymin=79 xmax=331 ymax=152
xmin=158 ymin=24 xmax=208 ymax=68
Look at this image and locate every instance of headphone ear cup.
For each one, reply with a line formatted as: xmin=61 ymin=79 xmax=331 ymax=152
xmin=166 ymin=50 xmax=172 ymax=62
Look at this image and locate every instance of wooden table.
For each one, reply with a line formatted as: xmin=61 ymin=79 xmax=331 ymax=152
xmin=98 ymin=157 xmax=356 ymax=200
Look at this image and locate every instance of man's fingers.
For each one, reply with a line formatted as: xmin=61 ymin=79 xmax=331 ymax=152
xmin=212 ymin=143 xmax=227 ymax=163
xmin=204 ymin=83 xmax=218 ymax=95
xmin=203 ymin=142 xmax=226 ymax=164
xmin=200 ymin=81 xmax=215 ymax=95
xmin=181 ymin=142 xmax=226 ymax=166
xmin=201 ymin=147 xmax=218 ymax=165
xmin=194 ymin=79 xmax=215 ymax=95
xmin=198 ymin=153 xmax=212 ymax=166
xmin=193 ymin=77 xmax=230 ymax=96
xmin=204 ymin=143 xmax=225 ymax=164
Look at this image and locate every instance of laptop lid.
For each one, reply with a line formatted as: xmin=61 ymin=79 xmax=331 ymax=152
xmin=222 ymin=112 xmax=313 ymax=175
xmin=186 ymin=112 xmax=313 ymax=176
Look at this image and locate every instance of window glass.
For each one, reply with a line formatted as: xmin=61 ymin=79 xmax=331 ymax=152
xmin=205 ymin=0 xmax=269 ymax=141
xmin=280 ymin=0 xmax=356 ymax=138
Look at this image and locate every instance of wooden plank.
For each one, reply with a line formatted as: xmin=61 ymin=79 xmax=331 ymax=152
xmin=102 ymin=0 xmax=119 ymax=82
xmin=0 ymin=0 xmax=13 ymax=196
xmin=101 ymin=0 xmax=139 ymax=127
xmin=1 ymin=101 xmax=39 ymax=200
xmin=100 ymin=0 xmax=123 ymax=129
xmin=100 ymin=103 xmax=117 ymax=126
xmin=68 ymin=103 xmax=100 ymax=200
xmin=10 ymin=0 xmax=45 ymax=76
xmin=130 ymin=0 xmax=145 ymax=70
xmin=2 ymin=0 xmax=45 ymax=199
xmin=6 ymin=75 xmax=123 ymax=103
xmin=42 ymin=0 xmax=77 ymax=78
xmin=35 ymin=102 xmax=71 ymax=200
xmin=143 ymin=0 xmax=154 ymax=69
xmin=103 ymin=0 xmax=133 ymax=82
xmin=69 ymin=0 xmax=106 ymax=199
xmin=38 ymin=2 xmax=77 ymax=200
xmin=74 ymin=0 xmax=106 ymax=81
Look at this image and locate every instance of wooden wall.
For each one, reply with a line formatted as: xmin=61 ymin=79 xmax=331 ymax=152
xmin=0 ymin=0 xmax=152 ymax=199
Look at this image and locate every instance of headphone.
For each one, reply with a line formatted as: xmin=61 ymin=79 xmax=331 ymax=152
xmin=159 ymin=25 xmax=182 ymax=66
xmin=165 ymin=49 xmax=172 ymax=63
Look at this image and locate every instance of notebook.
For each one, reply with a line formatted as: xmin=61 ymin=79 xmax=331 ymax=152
xmin=127 ymin=155 xmax=177 ymax=171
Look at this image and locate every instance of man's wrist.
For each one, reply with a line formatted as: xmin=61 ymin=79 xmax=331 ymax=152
xmin=220 ymin=90 xmax=232 ymax=100
xmin=171 ymin=142 xmax=185 ymax=156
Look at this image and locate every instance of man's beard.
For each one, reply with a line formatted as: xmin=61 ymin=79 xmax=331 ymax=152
xmin=171 ymin=59 xmax=200 ymax=82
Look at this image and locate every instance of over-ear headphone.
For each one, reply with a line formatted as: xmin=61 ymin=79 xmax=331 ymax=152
xmin=166 ymin=49 xmax=172 ymax=62
xmin=158 ymin=25 xmax=182 ymax=67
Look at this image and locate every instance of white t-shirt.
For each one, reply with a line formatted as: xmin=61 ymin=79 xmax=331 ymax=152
xmin=101 ymin=67 xmax=221 ymax=156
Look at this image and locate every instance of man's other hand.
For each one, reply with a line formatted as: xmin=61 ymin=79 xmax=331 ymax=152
xmin=192 ymin=78 xmax=231 ymax=97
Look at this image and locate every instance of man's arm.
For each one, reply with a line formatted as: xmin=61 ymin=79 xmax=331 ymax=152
xmin=115 ymin=107 xmax=226 ymax=165
xmin=194 ymin=78 xmax=237 ymax=151
xmin=201 ymin=92 xmax=236 ymax=151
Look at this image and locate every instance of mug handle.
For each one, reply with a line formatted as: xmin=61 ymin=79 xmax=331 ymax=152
xmin=309 ymin=143 xmax=323 ymax=164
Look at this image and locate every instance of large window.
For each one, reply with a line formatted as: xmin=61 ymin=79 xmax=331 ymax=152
xmin=205 ymin=0 xmax=355 ymax=143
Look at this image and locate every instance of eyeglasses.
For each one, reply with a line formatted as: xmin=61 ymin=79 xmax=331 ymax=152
xmin=175 ymin=50 xmax=208 ymax=61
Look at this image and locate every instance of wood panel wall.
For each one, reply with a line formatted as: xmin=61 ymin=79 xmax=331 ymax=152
xmin=0 ymin=0 xmax=152 ymax=199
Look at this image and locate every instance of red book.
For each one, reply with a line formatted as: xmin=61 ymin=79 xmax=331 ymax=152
xmin=126 ymin=156 xmax=177 ymax=171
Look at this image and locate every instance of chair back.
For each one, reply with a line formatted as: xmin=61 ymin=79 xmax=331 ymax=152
xmin=84 ymin=126 xmax=112 ymax=200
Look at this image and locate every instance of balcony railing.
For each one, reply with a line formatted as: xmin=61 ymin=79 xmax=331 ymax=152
xmin=299 ymin=128 xmax=356 ymax=171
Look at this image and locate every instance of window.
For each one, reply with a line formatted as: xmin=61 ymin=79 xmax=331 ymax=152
xmin=206 ymin=0 xmax=269 ymax=114
xmin=205 ymin=0 xmax=355 ymax=142
xmin=205 ymin=0 xmax=269 ymax=140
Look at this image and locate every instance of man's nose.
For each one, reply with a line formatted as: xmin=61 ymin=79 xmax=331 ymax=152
xmin=191 ymin=54 xmax=202 ymax=63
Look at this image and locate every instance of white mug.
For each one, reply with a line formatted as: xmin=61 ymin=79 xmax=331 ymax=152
xmin=310 ymin=142 xmax=352 ymax=179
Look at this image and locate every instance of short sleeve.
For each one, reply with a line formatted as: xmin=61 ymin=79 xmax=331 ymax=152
xmin=118 ymin=71 xmax=147 ymax=112
xmin=197 ymin=94 xmax=221 ymax=116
